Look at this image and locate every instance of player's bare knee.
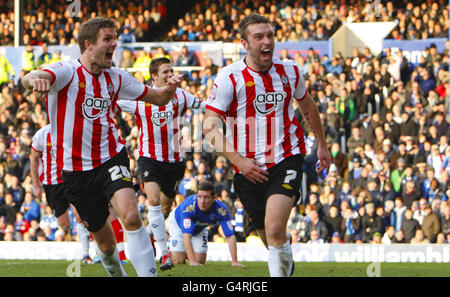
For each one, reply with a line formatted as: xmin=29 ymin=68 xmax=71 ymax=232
xmin=121 ymin=212 xmax=142 ymax=230
xmin=265 ymin=222 xmax=286 ymax=242
xmin=147 ymin=196 xmax=160 ymax=207
xmin=97 ymin=241 xmax=117 ymax=256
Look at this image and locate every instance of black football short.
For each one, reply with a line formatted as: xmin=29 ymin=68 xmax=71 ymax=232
xmin=43 ymin=183 xmax=69 ymax=217
xmin=232 ymin=154 xmax=303 ymax=230
xmin=137 ymin=157 xmax=185 ymax=199
xmin=62 ymin=148 xmax=134 ymax=232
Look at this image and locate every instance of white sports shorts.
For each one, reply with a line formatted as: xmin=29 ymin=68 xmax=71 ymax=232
xmin=167 ymin=211 xmax=209 ymax=254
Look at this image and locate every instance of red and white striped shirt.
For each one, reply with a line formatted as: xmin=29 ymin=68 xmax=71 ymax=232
xmin=116 ymin=88 xmax=204 ymax=163
xmin=31 ymin=125 xmax=61 ymax=185
xmin=206 ymin=57 xmax=307 ymax=172
xmin=42 ymin=59 xmax=148 ymax=171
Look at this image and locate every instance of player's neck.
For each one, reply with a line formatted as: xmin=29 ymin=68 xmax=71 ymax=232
xmin=79 ymin=55 xmax=102 ymax=76
xmin=244 ymin=56 xmax=271 ymax=73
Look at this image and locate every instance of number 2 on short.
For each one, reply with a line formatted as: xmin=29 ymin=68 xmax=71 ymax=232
xmin=283 ymin=169 xmax=297 ymax=184
xmin=108 ymin=165 xmax=131 ymax=181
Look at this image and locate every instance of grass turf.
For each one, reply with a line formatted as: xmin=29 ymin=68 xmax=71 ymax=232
xmin=0 ymin=260 xmax=449 ymax=277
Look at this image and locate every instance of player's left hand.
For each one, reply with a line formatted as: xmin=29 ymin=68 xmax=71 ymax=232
xmin=316 ymin=145 xmax=331 ymax=175
xmin=166 ymin=73 xmax=184 ymax=90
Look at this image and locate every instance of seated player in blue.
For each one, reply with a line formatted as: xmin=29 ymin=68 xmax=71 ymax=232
xmin=168 ymin=181 xmax=245 ymax=267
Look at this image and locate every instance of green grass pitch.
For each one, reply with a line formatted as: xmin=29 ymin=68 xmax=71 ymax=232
xmin=0 ymin=260 xmax=449 ymax=277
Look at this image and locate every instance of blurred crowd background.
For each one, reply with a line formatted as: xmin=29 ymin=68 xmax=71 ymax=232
xmin=0 ymin=0 xmax=449 ymax=246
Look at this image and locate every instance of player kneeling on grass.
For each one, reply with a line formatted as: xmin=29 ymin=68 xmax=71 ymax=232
xmin=168 ymin=181 xmax=245 ymax=267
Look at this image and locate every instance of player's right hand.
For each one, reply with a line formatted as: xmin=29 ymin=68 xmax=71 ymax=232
xmin=33 ymin=184 xmax=42 ymax=197
xmin=238 ymin=158 xmax=269 ymax=184
xmin=29 ymin=78 xmax=51 ymax=93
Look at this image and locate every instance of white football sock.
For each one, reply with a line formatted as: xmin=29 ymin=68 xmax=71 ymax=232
xmin=148 ymin=205 xmax=169 ymax=254
xmin=77 ymin=223 xmax=90 ymax=257
xmin=268 ymin=240 xmax=293 ymax=277
xmin=95 ymin=245 xmax=127 ymax=277
xmin=126 ymin=225 xmax=157 ymax=277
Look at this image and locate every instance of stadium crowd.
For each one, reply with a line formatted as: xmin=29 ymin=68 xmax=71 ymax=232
xmin=0 ymin=0 xmax=449 ymax=246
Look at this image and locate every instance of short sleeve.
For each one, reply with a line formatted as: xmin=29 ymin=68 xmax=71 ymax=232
xmin=116 ymin=99 xmax=137 ymax=113
xmin=293 ymin=66 xmax=308 ymax=101
xmin=42 ymin=62 xmax=74 ymax=92
xmin=205 ymin=70 xmax=235 ymax=116
xmin=31 ymin=128 xmax=45 ymax=153
xmin=115 ymin=68 xmax=148 ymax=101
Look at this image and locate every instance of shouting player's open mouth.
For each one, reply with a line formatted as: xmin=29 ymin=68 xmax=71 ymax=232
xmin=260 ymin=48 xmax=272 ymax=60
xmin=105 ymin=51 xmax=114 ymax=62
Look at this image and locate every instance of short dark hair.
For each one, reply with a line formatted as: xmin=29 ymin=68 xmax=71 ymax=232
xmin=238 ymin=13 xmax=270 ymax=41
xmin=197 ymin=181 xmax=215 ymax=196
xmin=78 ymin=17 xmax=116 ymax=54
xmin=149 ymin=57 xmax=171 ymax=80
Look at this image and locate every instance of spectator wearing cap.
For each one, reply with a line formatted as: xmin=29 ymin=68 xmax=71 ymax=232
xmin=347 ymin=155 xmax=362 ymax=186
xmin=330 ymin=231 xmax=342 ymax=243
xmin=371 ymin=232 xmax=382 ymax=244
xmin=421 ymin=203 xmax=441 ymax=242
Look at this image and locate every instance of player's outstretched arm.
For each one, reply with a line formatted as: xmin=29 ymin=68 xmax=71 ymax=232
xmin=297 ymin=94 xmax=331 ymax=174
xmin=203 ymin=109 xmax=268 ymax=184
xmin=22 ymin=70 xmax=53 ymax=93
xmin=226 ymin=235 xmax=245 ymax=267
xmin=141 ymin=73 xmax=184 ymax=106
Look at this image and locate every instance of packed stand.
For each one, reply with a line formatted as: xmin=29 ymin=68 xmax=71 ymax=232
xmin=163 ymin=0 xmax=449 ymax=42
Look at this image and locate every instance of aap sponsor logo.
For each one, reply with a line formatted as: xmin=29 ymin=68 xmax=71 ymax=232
xmin=253 ymin=92 xmax=286 ymax=115
xmin=152 ymin=110 xmax=174 ymax=127
xmin=82 ymin=97 xmax=110 ymax=120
